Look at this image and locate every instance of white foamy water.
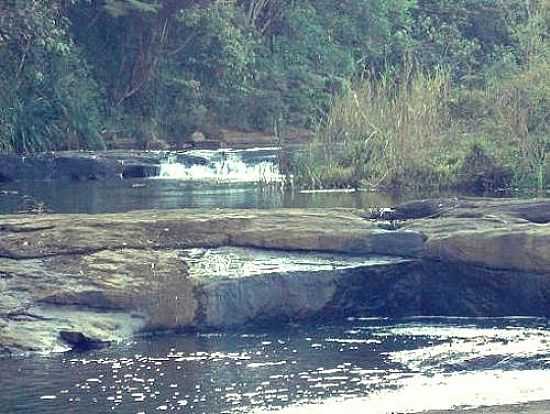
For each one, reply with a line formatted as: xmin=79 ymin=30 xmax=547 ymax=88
xmin=157 ymin=148 xmax=285 ymax=183
xmin=254 ymin=321 xmax=550 ymax=414
xmin=374 ymin=324 xmax=550 ymax=372
xmin=258 ymin=370 xmax=550 ymax=414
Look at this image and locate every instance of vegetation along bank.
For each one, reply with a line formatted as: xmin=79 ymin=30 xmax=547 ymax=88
xmin=1 ymin=0 xmax=549 ymax=191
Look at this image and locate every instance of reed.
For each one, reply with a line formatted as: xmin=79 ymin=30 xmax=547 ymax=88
xmin=295 ymin=64 xmax=455 ymax=189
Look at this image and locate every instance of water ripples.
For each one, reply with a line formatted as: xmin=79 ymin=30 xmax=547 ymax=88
xmin=2 ymin=317 xmax=550 ymax=413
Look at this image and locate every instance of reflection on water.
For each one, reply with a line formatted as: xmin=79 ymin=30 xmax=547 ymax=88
xmin=2 ymin=318 xmax=550 ymax=413
xmin=268 ymin=370 xmax=550 ymax=414
xmin=0 ymin=179 xmax=397 ymax=214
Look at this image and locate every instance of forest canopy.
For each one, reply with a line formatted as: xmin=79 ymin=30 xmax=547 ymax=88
xmin=0 ymin=0 xmax=549 ymax=189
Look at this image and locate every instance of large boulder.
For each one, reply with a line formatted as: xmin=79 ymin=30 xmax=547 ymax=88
xmin=0 ymin=208 xmax=424 ymax=354
xmin=0 ymin=208 xmax=426 ymax=259
xmin=380 ymin=197 xmax=460 ymax=220
xmin=58 ymin=331 xmax=110 ymax=351
xmin=423 ymin=225 xmax=550 ymax=274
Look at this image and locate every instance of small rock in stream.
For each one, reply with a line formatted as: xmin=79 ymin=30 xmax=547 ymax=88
xmin=59 ymin=331 xmax=111 ymax=352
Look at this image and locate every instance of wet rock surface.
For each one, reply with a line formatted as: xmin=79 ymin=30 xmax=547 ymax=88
xmin=0 ymin=200 xmax=550 ymax=355
xmin=0 ymin=151 xmax=168 ymax=182
xmin=58 ymin=330 xmax=110 ymax=351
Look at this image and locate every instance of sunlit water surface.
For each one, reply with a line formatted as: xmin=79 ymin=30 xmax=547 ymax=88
xmin=2 ymin=318 xmax=550 ymax=413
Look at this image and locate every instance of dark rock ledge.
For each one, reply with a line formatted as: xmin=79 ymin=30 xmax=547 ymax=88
xmin=0 ymin=150 xmax=213 ymax=182
xmin=1 ymin=198 xmax=550 ymax=355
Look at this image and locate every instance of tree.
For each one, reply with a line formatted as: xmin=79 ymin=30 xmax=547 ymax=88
xmin=0 ymin=0 xmax=103 ymax=152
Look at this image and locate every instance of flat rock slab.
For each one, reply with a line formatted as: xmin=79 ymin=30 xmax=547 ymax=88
xmin=0 ymin=207 xmax=426 ymax=355
xmin=397 ymin=198 xmax=550 ymax=273
xmin=0 ymin=208 xmax=426 ymax=258
xmin=1 ymin=201 xmax=550 ymax=355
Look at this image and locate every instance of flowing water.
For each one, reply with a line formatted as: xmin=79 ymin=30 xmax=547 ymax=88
xmin=2 ymin=318 xmax=550 ymax=413
xmin=0 ymin=148 xmax=397 ymax=214
xmin=1 ymin=147 xmax=549 ymax=413
xmin=157 ymin=148 xmax=284 ymax=184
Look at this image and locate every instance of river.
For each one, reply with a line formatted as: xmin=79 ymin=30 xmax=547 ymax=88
xmin=1 ymin=147 xmax=549 ymax=413
xmin=2 ymin=317 xmax=550 ymax=413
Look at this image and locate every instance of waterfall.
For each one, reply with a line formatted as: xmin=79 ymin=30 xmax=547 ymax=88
xmin=157 ymin=148 xmax=285 ymax=183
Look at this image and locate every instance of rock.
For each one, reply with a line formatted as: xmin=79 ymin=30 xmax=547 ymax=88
xmin=429 ymin=197 xmax=550 ymax=223
xmin=0 ymin=154 xmax=16 ymax=182
xmin=53 ymin=154 xmax=121 ymax=180
xmin=0 ymin=153 xmax=55 ymax=181
xmin=121 ymin=163 xmax=160 ymax=178
xmin=58 ymin=331 xmax=110 ymax=351
xmin=0 ymin=209 xmax=427 ymax=259
xmin=0 ymin=208 xmax=423 ymax=355
xmin=192 ymin=140 xmax=222 ymax=150
xmin=0 ymin=150 xmax=188 ymax=182
xmin=1 ymin=200 xmax=550 ymax=356
xmin=326 ymin=259 xmax=550 ymax=317
xmin=200 ymin=269 xmax=340 ymax=328
xmin=220 ymin=129 xmax=278 ymax=148
xmin=423 ymin=225 xmax=550 ymax=274
xmin=381 ymin=197 xmax=460 ymax=220
xmin=0 ymin=303 xmax=144 ymax=355
xmin=174 ymin=153 xmax=209 ymax=167
xmin=482 ymin=199 xmax=550 ymax=224
xmin=398 ymin=197 xmax=550 ymax=272
xmin=0 ymin=149 xmax=236 ymax=182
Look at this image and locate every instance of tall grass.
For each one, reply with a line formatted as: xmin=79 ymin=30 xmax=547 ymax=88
xmin=489 ymin=58 xmax=550 ymax=191
xmin=295 ymin=65 xmax=455 ymax=189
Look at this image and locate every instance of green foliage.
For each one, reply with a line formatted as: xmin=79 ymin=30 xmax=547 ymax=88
xmin=258 ymin=0 xmax=416 ymax=128
xmin=295 ymin=65 xmax=455 ymax=189
xmin=489 ymin=60 xmax=550 ymax=189
xmin=0 ymin=0 xmax=548 ymax=191
xmin=294 ymin=0 xmax=550 ymax=192
xmin=0 ymin=0 xmax=104 ymax=153
xmin=410 ymin=0 xmax=527 ymax=81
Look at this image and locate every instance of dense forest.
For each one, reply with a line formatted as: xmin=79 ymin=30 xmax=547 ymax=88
xmin=0 ymin=0 xmax=549 ymax=190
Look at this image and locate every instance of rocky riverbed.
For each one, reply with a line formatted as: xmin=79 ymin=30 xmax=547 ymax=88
xmin=1 ymin=198 xmax=549 ymax=355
